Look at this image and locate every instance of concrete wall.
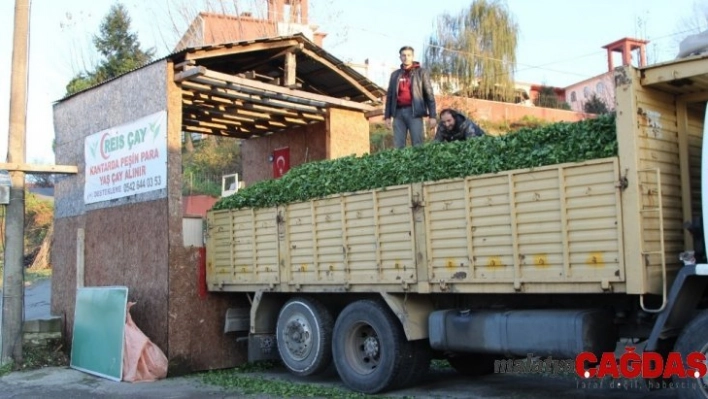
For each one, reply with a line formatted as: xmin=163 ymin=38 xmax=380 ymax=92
xmin=435 ymin=95 xmax=589 ymax=124
xmin=240 ymin=108 xmax=369 ymax=186
xmin=165 ymin=64 xmax=247 ymax=373
xmin=53 ymin=60 xmax=247 ymax=374
xmin=52 ymin=61 xmax=170 ymax=351
xmin=371 ymin=95 xmax=590 ymax=126
xmin=327 ymin=108 xmax=369 ymax=158
xmin=241 ymin=122 xmax=327 ymax=185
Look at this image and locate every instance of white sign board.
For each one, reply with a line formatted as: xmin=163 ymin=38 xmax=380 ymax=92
xmin=84 ymin=111 xmax=167 ymax=204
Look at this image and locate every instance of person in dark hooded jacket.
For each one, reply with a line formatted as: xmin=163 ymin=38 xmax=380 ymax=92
xmin=433 ymin=109 xmax=486 ymax=143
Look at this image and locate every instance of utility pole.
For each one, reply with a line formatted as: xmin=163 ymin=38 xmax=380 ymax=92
xmin=1 ymin=0 xmax=31 ymax=366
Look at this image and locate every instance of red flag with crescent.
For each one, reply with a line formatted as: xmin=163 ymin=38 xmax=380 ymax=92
xmin=273 ymin=147 xmax=290 ymax=178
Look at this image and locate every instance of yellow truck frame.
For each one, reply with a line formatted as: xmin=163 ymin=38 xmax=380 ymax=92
xmin=206 ymin=57 xmax=708 ymax=397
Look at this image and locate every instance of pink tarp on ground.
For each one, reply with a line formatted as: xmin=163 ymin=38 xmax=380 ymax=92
xmin=122 ymin=303 xmax=168 ymax=382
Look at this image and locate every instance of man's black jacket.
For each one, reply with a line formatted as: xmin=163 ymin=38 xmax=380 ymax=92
xmin=384 ymin=62 xmax=437 ymax=119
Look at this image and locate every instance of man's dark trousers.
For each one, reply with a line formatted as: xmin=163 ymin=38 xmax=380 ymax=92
xmin=393 ymin=106 xmax=424 ymax=148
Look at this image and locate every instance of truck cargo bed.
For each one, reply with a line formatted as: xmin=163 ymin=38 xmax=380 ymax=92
xmin=207 ymin=157 xmax=626 ymax=294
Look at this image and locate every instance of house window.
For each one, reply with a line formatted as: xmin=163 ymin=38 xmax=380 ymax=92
xmin=570 ymin=91 xmax=577 ymax=102
xmin=583 ymin=86 xmax=591 ymax=99
xmin=596 ymin=82 xmax=605 ymax=94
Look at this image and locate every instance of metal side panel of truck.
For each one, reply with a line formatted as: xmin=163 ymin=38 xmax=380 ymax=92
xmin=207 ymin=62 xmax=704 ymax=298
xmin=204 ymin=56 xmax=708 ymax=398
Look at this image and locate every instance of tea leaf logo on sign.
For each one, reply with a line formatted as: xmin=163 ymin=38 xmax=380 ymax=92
xmin=150 ymin=122 xmax=161 ymax=141
xmin=89 ymin=141 xmax=98 ymax=160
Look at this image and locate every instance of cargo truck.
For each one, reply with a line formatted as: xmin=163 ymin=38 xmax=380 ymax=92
xmin=205 ymin=56 xmax=708 ymax=398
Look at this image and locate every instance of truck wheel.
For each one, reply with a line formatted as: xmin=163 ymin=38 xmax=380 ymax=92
xmin=447 ymin=354 xmax=495 ymax=376
xmin=673 ymin=309 xmax=708 ymax=399
xmin=276 ymin=297 xmax=333 ymax=377
xmin=393 ymin=339 xmax=431 ymax=389
xmin=332 ymin=300 xmax=408 ymax=394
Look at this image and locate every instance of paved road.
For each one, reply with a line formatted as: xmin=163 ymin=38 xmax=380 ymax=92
xmin=0 ymin=363 xmax=686 ymax=399
xmin=23 ymin=278 xmax=52 ymax=321
xmin=0 ymin=280 xmax=691 ymax=398
xmin=0 ymin=276 xmax=53 ymax=322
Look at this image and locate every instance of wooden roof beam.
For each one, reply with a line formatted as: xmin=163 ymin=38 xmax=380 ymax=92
xmin=183 ymin=124 xmax=252 ymax=139
xmin=184 ymin=39 xmax=301 ymax=61
xmin=188 ymin=74 xmax=328 ymax=109
xmin=300 ymin=48 xmax=380 ymax=102
xmin=185 ymin=101 xmax=324 ymax=129
xmin=184 ymin=105 xmax=258 ymax=123
xmin=175 ymin=67 xmax=379 ymax=113
xmin=181 ymin=79 xmax=325 ymax=114
xmin=238 ymin=44 xmax=304 ymax=71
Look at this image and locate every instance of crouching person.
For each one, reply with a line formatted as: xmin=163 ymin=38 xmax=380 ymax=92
xmin=434 ymin=108 xmax=486 ymax=142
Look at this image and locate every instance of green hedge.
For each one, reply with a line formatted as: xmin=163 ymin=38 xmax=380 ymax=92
xmin=213 ymin=114 xmax=617 ymax=211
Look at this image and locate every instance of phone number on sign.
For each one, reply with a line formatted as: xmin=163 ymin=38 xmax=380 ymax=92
xmin=123 ymin=176 xmax=163 ymax=193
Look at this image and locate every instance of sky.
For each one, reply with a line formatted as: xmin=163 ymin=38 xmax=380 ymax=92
xmin=0 ymin=0 xmax=705 ymax=165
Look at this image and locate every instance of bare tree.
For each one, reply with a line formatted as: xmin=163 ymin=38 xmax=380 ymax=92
xmin=145 ymin=0 xmax=344 ymax=53
xmin=673 ymin=0 xmax=708 ymax=53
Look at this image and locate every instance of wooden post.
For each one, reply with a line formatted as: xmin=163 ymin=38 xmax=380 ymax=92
xmin=76 ymin=229 xmax=85 ymax=288
xmin=1 ymin=0 xmax=30 ymax=366
xmin=284 ymin=51 xmax=296 ymax=88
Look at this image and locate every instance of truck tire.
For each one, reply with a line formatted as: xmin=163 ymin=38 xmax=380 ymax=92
xmin=332 ymin=300 xmax=409 ymax=394
xmin=276 ymin=297 xmax=333 ymax=377
xmin=393 ymin=339 xmax=431 ymax=389
xmin=673 ymin=309 xmax=708 ymax=399
xmin=447 ymin=354 xmax=496 ymax=376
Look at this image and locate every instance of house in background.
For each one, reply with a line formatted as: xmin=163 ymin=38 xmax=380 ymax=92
xmin=564 ymin=37 xmax=649 ymax=113
xmin=346 ymin=58 xmax=398 ymax=91
xmin=175 ymin=0 xmax=331 ymax=149
xmin=174 ymin=0 xmax=326 ymax=52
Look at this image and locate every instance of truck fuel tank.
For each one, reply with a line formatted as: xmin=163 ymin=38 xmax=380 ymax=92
xmin=428 ymin=309 xmax=617 ymax=359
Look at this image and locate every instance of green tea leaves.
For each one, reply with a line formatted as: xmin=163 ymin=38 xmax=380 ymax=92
xmin=213 ymin=114 xmax=617 ymax=211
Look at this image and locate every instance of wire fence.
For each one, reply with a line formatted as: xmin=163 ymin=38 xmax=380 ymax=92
xmin=182 ymin=172 xmax=223 ymax=197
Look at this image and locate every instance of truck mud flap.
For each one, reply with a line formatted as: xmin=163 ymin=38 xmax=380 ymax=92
xmin=248 ymin=333 xmax=279 ymax=362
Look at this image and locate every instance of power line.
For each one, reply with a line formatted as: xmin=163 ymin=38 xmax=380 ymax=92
xmin=342 ymin=24 xmax=603 ymax=80
xmin=341 ymin=23 xmax=707 ymax=86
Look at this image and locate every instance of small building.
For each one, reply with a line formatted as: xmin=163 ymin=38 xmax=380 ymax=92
xmin=565 ymin=37 xmax=649 ymax=113
xmin=51 ymin=33 xmax=383 ymax=373
xmin=174 ymin=0 xmax=327 ymax=52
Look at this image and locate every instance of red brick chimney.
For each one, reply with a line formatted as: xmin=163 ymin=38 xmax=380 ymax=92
xmin=602 ymin=37 xmax=649 ymax=72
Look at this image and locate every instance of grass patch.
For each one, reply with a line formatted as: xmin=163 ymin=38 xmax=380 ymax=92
xmin=0 ymin=361 xmax=13 ymax=377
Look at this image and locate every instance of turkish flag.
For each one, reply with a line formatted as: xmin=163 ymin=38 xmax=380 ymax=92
xmin=273 ymin=147 xmax=290 ymax=178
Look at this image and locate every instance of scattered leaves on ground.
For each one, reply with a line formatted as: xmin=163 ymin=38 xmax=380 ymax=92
xmin=16 ymin=338 xmax=68 ymax=371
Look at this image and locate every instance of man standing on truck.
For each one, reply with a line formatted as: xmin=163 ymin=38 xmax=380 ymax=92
xmin=433 ymin=108 xmax=487 ymax=142
xmin=384 ymin=46 xmax=437 ymax=149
